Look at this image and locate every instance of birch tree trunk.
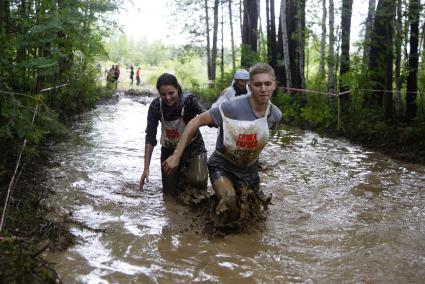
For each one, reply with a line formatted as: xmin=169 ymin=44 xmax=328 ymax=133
xmin=279 ymin=0 xmax=291 ymax=88
xmin=220 ymin=3 xmax=224 ymax=79
xmin=240 ymin=0 xmax=243 ymax=41
xmin=204 ymin=0 xmax=212 ymax=80
xmin=228 ymin=0 xmax=236 ymax=71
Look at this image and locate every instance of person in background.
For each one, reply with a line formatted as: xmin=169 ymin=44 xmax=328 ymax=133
xmin=107 ymin=65 xmax=115 ymax=88
xmin=130 ymin=66 xmax=134 ymax=85
xmin=139 ymin=73 xmax=208 ymax=196
xmin=113 ymin=65 xmax=120 ymax=89
xmin=162 ymin=63 xmax=282 ymax=225
xmin=211 ymin=69 xmax=250 ymax=109
xmin=136 ymin=67 xmax=141 ymax=86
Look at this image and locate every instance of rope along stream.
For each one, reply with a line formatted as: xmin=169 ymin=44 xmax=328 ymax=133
xmin=0 ymin=84 xmax=67 ymax=233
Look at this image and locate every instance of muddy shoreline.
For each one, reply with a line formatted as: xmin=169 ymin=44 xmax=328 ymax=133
xmin=0 ymin=154 xmax=75 ymax=283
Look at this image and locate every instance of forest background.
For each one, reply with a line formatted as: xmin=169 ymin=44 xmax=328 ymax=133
xmin=2 ymin=0 xmax=425 ymax=180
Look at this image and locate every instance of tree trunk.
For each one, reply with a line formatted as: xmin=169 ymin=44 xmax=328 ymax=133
xmin=0 ymin=0 xmax=8 ymax=90
xmin=318 ymin=0 xmax=327 ymax=82
xmin=220 ymin=3 xmax=224 ymax=79
xmin=285 ymin=0 xmax=303 ymax=89
xmin=204 ymin=0 xmax=212 ymax=81
xmin=406 ymin=0 xmax=421 ymax=121
xmin=240 ymin=0 xmax=243 ymax=41
xmin=241 ymin=0 xmax=259 ymax=68
xmin=305 ymin=29 xmax=310 ymax=82
xmin=339 ymin=0 xmax=353 ymax=93
xmin=278 ymin=0 xmax=291 ymax=88
xmin=228 ymin=0 xmax=236 ymax=71
xmin=0 ymin=0 xmax=8 ymax=41
xmin=327 ymin=0 xmax=335 ymax=95
xmin=257 ymin=0 xmax=266 ymax=60
xmin=338 ymin=0 xmax=353 ymax=127
xmin=366 ymin=0 xmax=395 ymax=121
xmin=266 ymin=0 xmax=271 ymax=64
xmin=362 ymin=0 xmax=376 ymax=69
xmin=276 ymin=11 xmax=285 ymax=86
xmin=211 ymin=0 xmax=219 ymax=80
xmin=35 ymin=0 xmax=48 ymax=93
xmin=296 ymin=0 xmax=306 ymax=89
xmin=394 ymin=0 xmax=402 ymax=117
xmin=421 ymin=22 xmax=425 ymax=67
xmin=266 ymin=0 xmax=277 ymax=69
xmin=15 ymin=0 xmax=28 ymax=92
xmin=419 ymin=22 xmax=425 ymax=56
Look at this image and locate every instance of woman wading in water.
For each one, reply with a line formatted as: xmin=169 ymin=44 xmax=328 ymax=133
xmin=163 ymin=63 xmax=282 ymax=225
xmin=139 ymin=73 xmax=208 ymax=197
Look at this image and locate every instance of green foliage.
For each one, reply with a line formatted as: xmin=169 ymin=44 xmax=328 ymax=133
xmin=191 ymin=70 xmax=235 ymax=105
xmin=240 ymin=43 xmax=260 ymax=69
xmin=274 ymin=92 xmax=299 ymax=123
xmin=274 ymin=90 xmax=334 ymax=131
xmin=0 ymin=0 xmax=118 ymax=179
xmin=300 ymin=94 xmax=333 ymax=129
xmin=403 ymin=126 xmax=425 ymax=144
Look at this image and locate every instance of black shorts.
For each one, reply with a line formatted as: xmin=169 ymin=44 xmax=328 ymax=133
xmin=208 ymin=165 xmax=260 ymax=192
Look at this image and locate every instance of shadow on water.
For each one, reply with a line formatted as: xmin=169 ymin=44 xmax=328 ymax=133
xmin=44 ymin=92 xmax=425 ymax=283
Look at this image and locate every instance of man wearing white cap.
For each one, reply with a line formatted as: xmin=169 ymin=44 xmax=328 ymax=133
xmin=211 ymin=69 xmax=250 ymax=109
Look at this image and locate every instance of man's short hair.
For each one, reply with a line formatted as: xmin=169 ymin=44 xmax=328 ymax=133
xmin=249 ymin=63 xmax=276 ymax=81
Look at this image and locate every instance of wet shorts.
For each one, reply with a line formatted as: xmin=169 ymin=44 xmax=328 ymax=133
xmin=208 ymin=165 xmax=260 ymax=192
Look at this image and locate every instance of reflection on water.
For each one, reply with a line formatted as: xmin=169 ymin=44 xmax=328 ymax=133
xmin=45 ymin=93 xmax=425 ymax=283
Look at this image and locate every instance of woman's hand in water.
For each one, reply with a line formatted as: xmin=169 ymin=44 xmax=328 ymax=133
xmin=162 ymin=154 xmax=180 ymax=176
xmin=139 ymin=169 xmax=149 ymax=190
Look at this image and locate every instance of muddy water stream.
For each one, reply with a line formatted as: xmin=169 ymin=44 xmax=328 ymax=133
xmin=45 ymin=93 xmax=425 ymax=283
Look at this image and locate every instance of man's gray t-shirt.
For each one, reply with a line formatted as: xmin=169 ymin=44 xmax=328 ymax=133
xmin=208 ymin=94 xmax=282 ymax=182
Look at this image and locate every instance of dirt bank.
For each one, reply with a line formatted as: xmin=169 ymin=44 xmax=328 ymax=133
xmin=0 ymin=155 xmax=75 ymax=283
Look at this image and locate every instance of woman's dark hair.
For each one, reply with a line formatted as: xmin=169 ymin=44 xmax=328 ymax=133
xmin=156 ymin=73 xmax=183 ymax=95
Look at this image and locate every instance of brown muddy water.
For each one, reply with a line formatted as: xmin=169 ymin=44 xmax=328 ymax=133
xmin=44 ymin=93 xmax=425 ymax=283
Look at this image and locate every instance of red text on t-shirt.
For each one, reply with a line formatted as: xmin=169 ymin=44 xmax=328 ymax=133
xmin=165 ymin=128 xmax=179 ymax=139
xmin=235 ymin=133 xmax=258 ymax=148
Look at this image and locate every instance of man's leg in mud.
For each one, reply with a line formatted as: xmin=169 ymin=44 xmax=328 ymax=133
xmin=211 ymin=176 xmax=239 ymax=224
xmin=185 ymin=153 xmax=208 ymax=191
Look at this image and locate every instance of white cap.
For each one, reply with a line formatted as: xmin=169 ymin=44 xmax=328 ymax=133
xmin=233 ymin=69 xmax=249 ymax=80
